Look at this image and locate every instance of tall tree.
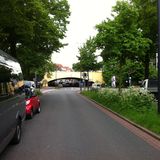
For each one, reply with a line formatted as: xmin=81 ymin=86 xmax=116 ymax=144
xmin=95 ymin=0 xmax=151 ymax=91
xmin=73 ymin=37 xmax=101 ymax=72
xmin=0 ymin=0 xmax=70 ymax=79
xmin=73 ymin=38 xmax=101 ymax=88
xmin=102 ymin=58 xmax=144 ymax=86
xmin=131 ymin=0 xmax=157 ymax=78
xmin=0 ymin=0 xmax=35 ymax=57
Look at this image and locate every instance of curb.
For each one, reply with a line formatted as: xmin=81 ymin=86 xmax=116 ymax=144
xmin=78 ymin=93 xmax=160 ymax=141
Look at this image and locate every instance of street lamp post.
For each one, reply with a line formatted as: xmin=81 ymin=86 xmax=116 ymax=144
xmin=157 ymin=0 xmax=160 ymax=113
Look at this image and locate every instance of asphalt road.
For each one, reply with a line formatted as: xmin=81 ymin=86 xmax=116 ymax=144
xmin=0 ymin=88 xmax=160 ymax=160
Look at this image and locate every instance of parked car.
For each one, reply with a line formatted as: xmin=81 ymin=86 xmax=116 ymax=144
xmin=0 ymin=50 xmax=26 ymax=154
xmin=24 ymin=80 xmax=35 ymax=90
xmin=141 ymin=79 xmax=157 ymax=93
xmin=25 ymin=89 xmax=40 ymax=119
xmin=140 ymin=79 xmax=158 ymax=98
xmin=91 ymin=83 xmax=101 ymax=90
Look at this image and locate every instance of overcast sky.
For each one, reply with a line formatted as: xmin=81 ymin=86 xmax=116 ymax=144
xmin=52 ymin=0 xmax=117 ymax=68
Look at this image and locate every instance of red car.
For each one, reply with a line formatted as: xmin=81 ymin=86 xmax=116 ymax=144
xmin=25 ymin=90 xmax=41 ymax=119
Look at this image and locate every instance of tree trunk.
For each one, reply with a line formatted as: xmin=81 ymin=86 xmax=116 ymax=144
xmin=118 ymin=69 xmax=123 ymax=94
xmin=144 ymin=53 xmax=150 ymax=79
xmin=87 ymin=71 xmax=89 ymax=91
xmin=9 ymin=28 xmax=17 ymax=58
xmin=118 ymin=56 xmax=125 ymax=94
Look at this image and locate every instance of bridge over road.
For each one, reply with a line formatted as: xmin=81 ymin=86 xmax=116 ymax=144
xmin=42 ymin=71 xmax=104 ymax=87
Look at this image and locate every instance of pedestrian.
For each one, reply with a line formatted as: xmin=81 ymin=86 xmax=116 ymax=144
xmin=129 ymin=76 xmax=132 ymax=86
xmin=111 ymin=76 xmax=116 ymax=88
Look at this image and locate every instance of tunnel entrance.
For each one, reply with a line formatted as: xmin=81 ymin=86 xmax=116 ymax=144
xmin=48 ymin=77 xmax=93 ymax=87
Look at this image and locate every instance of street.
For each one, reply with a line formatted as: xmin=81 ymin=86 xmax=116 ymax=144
xmin=0 ymin=88 xmax=160 ymax=160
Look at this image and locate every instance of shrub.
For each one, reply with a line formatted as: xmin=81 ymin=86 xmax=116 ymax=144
xmin=35 ymin=89 xmax=42 ymax=96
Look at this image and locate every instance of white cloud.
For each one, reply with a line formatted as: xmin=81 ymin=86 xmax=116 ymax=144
xmin=52 ymin=0 xmax=117 ymax=68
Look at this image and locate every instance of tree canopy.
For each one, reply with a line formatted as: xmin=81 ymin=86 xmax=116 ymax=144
xmin=0 ymin=0 xmax=70 ymax=79
xmin=94 ymin=0 xmax=151 ymax=89
xmin=131 ymin=0 xmax=157 ymax=78
xmin=73 ymin=38 xmax=101 ymax=72
xmin=95 ymin=1 xmax=151 ymax=62
xmin=72 ymin=0 xmax=158 ymax=89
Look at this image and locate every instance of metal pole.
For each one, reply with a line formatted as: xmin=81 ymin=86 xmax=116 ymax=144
xmin=34 ymin=72 xmax=37 ymax=88
xmin=80 ymin=72 xmax=82 ymax=92
xmin=157 ymin=0 xmax=160 ymax=113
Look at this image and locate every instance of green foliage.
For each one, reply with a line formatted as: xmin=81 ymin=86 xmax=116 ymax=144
xmin=72 ymin=62 xmax=82 ymax=72
xmin=131 ymin=0 xmax=157 ymax=78
xmin=73 ymin=37 xmax=101 ymax=72
xmin=35 ymin=89 xmax=42 ymax=96
xmin=34 ymin=59 xmax=56 ymax=79
xmin=95 ymin=1 xmax=151 ymax=90
xmin=0 ymin=0 xmax=70 ymax=79
xmin=95 ymin=1 xmax=151 ymax=59
xmin=102 ymin=58 xmax=119 ymax=85
xmin=82 ymin=88 xmax=160 ymax=135
xmin=102 ymin=59 xmax=144 ymax=86
xmin=122 ymin=59 xmax=144 ymax=85
xmin=132 ymin=0 xmax=157 ymax=42
xmin=149 ymin=65 xmax=158 ymax=79
xmin=17 ymin=46 xmax=55 ymax=80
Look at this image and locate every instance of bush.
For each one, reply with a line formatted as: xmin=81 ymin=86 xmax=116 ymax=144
xmin=35 ymin=89 xmax=42 ymax=96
